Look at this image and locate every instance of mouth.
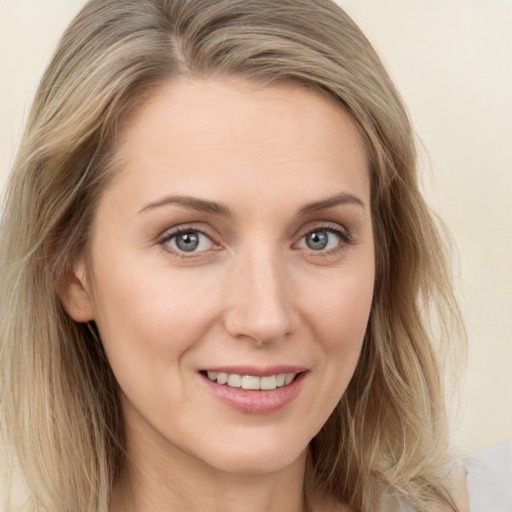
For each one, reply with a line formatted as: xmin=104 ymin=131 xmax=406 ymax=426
xmin=201 ymin=371 xmax=299 ymax=391
xmin=199 ymin=367 xmax=307 ymax=414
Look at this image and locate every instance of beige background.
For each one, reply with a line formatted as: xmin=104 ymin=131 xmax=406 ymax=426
xmin=1 ymin=0 xmax=511 ymax=453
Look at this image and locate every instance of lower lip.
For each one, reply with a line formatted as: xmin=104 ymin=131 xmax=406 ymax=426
xmin=201 ymin=372 xmax=307 ymax=415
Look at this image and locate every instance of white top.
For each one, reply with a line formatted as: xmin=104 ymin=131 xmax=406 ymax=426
xmin=466 ymin=441 xmax=512 ymax=512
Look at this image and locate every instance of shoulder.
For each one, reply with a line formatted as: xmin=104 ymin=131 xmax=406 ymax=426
xmin=376 ymin=461 xmax=470 ymax=512
xmin=466 ymin=441 xmax=512 ymax=512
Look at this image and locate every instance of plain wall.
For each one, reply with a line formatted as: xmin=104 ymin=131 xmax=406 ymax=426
xmin=1 ymin=0 xmax=511 ymax=453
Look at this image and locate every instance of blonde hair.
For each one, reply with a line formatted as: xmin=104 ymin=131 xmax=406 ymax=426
xmin=0 ymin=0 xmax=465 ymax=510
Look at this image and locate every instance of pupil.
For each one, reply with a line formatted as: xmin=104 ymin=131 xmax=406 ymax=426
xmin=176 ymin=232 xmax=199 ymax=252
xmin=307 ymin=231 xmax=328 ymax=250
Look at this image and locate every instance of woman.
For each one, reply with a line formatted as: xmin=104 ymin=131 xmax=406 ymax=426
xmin=0 ymin=0 xmax=468 ymax=511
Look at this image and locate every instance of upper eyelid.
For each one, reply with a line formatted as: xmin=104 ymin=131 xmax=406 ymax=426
xmin=159 ymin=222 xmax=348 ymax=236
xmin=158 ymin=224 xmax=214 ymax=242
xmin=296 ymin=222 xmax=351 ymax=242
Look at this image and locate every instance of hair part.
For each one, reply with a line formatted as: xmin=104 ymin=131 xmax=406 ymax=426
xmin=0 ymin=1 xmax=465 ymax=511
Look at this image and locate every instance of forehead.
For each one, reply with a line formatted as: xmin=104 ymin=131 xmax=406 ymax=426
xmin=107 ymin=78 xmax=370 ymax=213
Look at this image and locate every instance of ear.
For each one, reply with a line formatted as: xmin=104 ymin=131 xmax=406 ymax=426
xmin=56 ymin=259 xmax=95 ymax=322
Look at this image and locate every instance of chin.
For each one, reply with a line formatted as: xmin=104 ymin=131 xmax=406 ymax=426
xmin=210 ymin=448 xmax=307 ymax=476
xmin=193 ymin=430 xmax=310 ymax=476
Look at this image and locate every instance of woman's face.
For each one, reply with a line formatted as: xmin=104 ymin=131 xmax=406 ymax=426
xmin=69 ymin=79 xmax=375 ymax=476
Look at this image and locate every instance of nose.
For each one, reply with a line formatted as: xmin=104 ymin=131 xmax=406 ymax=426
xmin=222 ymin=248 xmax=294 ymax=345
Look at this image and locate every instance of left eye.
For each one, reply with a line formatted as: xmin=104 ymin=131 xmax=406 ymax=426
xmin=164 ymin=230 xmax=213 ymax=253
xmin=298 ymin=229 xmax=343 ymax=251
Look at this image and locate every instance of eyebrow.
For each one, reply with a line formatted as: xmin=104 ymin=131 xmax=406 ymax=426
xmin=297 ymin=192 xmax=365 ymax=215
xmin=139 ymin=191 xmax=365 ymax=216
xmin=139 ymin=195 xmax=231 ymax=216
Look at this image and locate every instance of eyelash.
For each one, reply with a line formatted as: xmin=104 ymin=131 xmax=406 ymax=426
xmin=295 ymin=224 xmax=352 ymax=258
xmin=159 ymin=227 xmax=217 ymax=258
xmin=158 ymin=223 xmax=352 ymax=258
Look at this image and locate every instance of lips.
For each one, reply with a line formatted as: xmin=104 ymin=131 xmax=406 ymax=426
xmin=199 ymin=366 xmax=308 ymax=414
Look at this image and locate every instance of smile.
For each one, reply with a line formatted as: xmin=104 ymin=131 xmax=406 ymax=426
xmin=206 ymin=371 xmax=297 ymax=390
xmin=200 ymin=367 xmax=307 ymax=414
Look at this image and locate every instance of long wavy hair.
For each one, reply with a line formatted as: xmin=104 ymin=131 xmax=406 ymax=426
xmin=0 ymin=1 xmax=465 ymax=510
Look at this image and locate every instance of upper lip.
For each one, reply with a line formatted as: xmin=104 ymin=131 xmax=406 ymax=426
xmin=200 ymin=365 xmax=307 ymax=377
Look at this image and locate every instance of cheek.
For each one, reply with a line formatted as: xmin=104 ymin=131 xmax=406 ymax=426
xmin=295 ymin=268 xmax=374 ymax=435
xmin=89 ymin=259 xmax=232 ymax=398
xmin=304 ymin=265 xmax=374 ymax=398
xmin=89 ymin=262 xmax=223 ymax=412
xmin=305 ymin=267 xmax=374 ymax=346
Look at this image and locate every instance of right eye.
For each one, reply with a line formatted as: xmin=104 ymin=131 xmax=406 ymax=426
xmin=161 ymin=229 xmax=214 ymax=254
xmin=298 ymin=228 xmax=343 ymax=252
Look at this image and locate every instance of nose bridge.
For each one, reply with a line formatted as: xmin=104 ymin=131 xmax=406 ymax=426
xmin=223 ymin=243 xmax=292 ymax=344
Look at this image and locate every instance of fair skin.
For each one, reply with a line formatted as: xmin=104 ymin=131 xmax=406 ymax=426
xmin=60 ymin=79 xmax=374 ymax=512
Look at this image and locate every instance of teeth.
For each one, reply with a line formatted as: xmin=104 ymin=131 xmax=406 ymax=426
xmin=217 ymin=372 xmax=228 ymax=385
xmin=206 ymin=372 xmax=297 ymax=390
xmin=227 ymin=374 xmax=242 ymax=387
xmin=276 ymin=374 xmax=286 ymax=387
xmin=260 ymin=375 xmax=277 ymax=390
xmin=241 ymin=375 xmax=260 ymax=390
